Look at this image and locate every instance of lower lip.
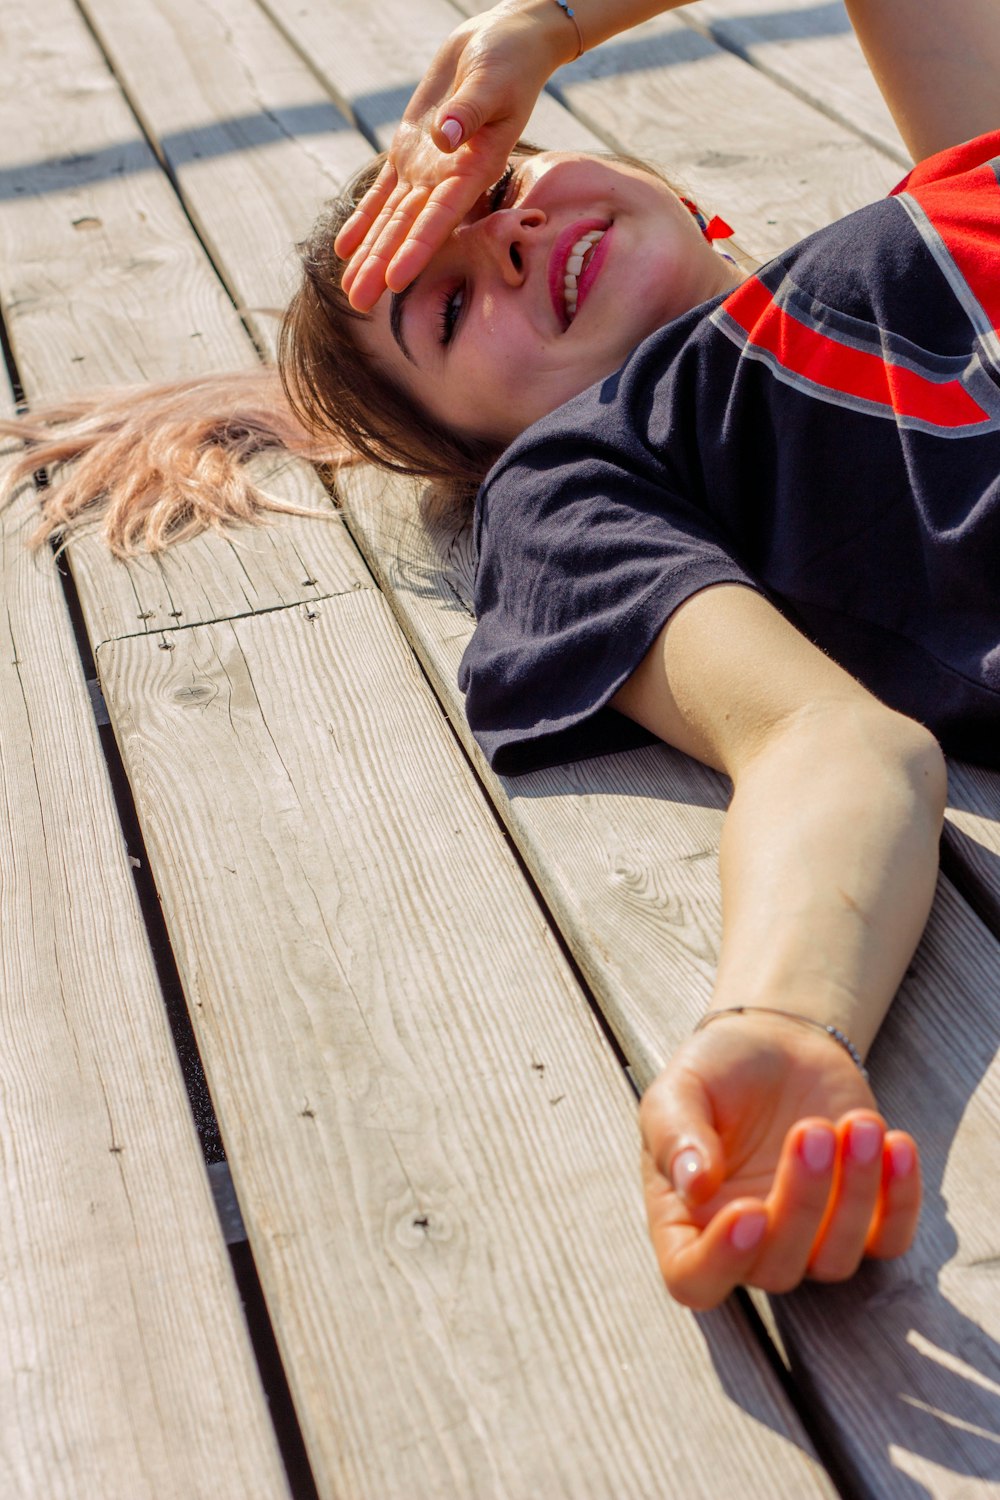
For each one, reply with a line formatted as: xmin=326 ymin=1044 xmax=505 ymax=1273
xmin=573 ymin=228 xmax=611 ymax=321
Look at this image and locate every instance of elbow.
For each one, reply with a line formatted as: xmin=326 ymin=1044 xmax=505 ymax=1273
xmin=830 ymin=701 xmax=948 ymax=833
xmin=889 ymin=712 xmax=947 ymax=828
xmin=738 ymin=697 xmax=948 ymax=828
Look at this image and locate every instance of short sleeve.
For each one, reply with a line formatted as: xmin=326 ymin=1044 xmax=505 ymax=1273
xmin=458 ymin=393 xmax=757 ymax=773
xmin=890 ymin=128 xmax=1000 ymax=195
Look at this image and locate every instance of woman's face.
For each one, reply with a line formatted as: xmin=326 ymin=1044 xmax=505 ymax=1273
xmin=358 ymin=152 xmax=743 ymax=447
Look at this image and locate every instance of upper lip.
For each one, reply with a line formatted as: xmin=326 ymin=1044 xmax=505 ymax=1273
xmin=548 ymin=218 xmax=609 ymax=327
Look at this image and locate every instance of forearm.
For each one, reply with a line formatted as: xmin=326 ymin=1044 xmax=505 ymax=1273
xmin=843 ymin=0 xmax=1000 ymax=160
xmin=711 ymin=702 xmax=946 ymax=1055
xmin=502 ymin=0 xmax=694 ymax=70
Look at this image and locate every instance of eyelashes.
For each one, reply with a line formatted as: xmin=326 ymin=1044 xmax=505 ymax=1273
xmin=436 ymin=160 xmax=519 ymax=346
xmin=486 ymin=163 xmax=516 ymax=212
xmin=437 ymin=285 xmax=464 ymax=344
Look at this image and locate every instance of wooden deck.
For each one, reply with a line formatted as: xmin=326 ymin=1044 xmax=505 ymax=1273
xmin=1 ymin=1 xmax=999 ymax=1495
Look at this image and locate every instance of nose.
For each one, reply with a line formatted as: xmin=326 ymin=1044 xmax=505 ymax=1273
xmin=459 ymin=206 xmax=546 ymax=286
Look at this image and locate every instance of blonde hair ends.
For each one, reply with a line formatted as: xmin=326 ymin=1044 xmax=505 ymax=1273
xmin=0 ymin=369 xmax=351 ymax=558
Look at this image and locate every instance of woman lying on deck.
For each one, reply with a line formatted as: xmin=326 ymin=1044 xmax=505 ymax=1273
xmin=4 ymin=0 xmax=999 ymax=1310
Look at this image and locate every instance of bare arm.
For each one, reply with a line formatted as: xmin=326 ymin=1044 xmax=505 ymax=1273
xmin=337 ymin=0 xmax=695 ymax=309
xmin=612 ymin=585 xmax=944 ymax=1306
xmin=338 ymin=0 xmax=1000 ymax=308
xmin=845 ymin=0 xmax=1000 ymax=162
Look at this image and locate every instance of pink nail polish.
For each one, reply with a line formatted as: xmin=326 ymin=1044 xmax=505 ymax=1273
xmin=670 ymin=1147 xmax=702 ymax=1194
xmin=440 ymin=117 xmax=463 ymax=149
xmin=889 ymin=1137 xmax=915 ymax=1177
xmin=730 ymin=1212 xmax=767 ymax=1253
xmin=800 ymin=1126 xmax=835 ymax=1175
xmin=849 ymin=1119 xmax=882 ymax=1166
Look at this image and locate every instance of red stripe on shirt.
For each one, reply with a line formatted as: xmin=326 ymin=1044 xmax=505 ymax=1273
xmin=722 ymin=276 xmax=989 ymax=429
xmin=903 ymin=160 xmax=1000 ymax=334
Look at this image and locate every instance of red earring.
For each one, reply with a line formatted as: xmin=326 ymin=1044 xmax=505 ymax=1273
xmin=680 ymin=195 xmax=734 ymax=242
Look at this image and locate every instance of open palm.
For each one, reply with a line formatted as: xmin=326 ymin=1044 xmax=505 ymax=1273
xmin=336 ymin=8 xmax=565 ymax=309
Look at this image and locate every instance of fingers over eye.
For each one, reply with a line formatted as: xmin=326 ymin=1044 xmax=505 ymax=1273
xmin=342 ymin=182 xmax=415 ymax=291
xmin=344 ymin=187 xmax=431 ymax=307
xmin=386 ymin=195 xmax=476 ymax=291
xmin=334 ymin=163 xmax=399 ymax=259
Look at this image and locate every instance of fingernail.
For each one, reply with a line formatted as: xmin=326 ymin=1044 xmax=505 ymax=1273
xmin=730 ymin=1211 xmax=767 ymax=1253
xmin=800 ymin=1125 xmax=836 ymax=1174
xmin=670 ymin=1147 xmax=702 ymax=1194
xmin=889 ymin=1137 xmax=915 ymax=1177
xmin=440 ymin=117 xmax=463 ymax=149
xmin=849 ymin=1119 xmax=882 ymax=1166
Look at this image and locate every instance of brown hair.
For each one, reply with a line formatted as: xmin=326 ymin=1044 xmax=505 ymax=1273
xmin=0 ymin=150 xmax=494 ymax=555
xmin=279 ymin=154 xmax=504 ymax=492
xmin=1 ymin=144 xmax=690 ymax=554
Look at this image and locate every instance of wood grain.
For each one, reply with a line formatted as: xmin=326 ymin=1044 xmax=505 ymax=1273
xmin=684 ymin=0 xmax=909 ymax=165
xmin=0 ymin=399 xmax=289 ymax=1499
xmin=942 ymin=761 xmax=1000 ymax=935
xmin=97 ymin=588 xmax=836 ymax=1499
xmin=255 ymin=0 xmax=608 ymax=154
xmin=338 ymin=462 xmax=1000 ymax=1497
xmin=0 ymin=0 xmax=369 ymax=642
xmin=76 ymin=0 xmax=373 ymax=357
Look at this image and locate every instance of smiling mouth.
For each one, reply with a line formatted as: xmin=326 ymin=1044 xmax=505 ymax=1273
xmin=563 ymin=230 xmax=606 ymax=321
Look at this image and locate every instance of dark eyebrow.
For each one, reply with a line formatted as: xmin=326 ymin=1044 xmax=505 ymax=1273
xmin=388 ymin=278 xmax=419 ymax=365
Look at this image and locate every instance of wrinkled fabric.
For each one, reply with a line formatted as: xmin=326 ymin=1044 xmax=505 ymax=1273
xmin=459 ymin=132 xmax=1000 ymax=774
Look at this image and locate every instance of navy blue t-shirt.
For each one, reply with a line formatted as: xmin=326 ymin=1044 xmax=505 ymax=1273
xmin=458 ymin=132 xmax=1000 ymax=773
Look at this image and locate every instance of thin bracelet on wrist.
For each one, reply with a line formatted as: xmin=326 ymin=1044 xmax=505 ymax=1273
xmin=552 ymin=0 xmax=584 ymax=59
xmin=693 ymin=1005 xmax=869 ymax=1080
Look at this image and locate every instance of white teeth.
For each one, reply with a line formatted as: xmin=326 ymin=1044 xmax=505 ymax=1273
xmin=563 ymin=229 xmax=605 ymax=322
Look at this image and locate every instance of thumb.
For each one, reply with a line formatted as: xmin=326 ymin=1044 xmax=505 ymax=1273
xmin=431 ymin=64 xmax=520 ymax=152
xmin=432 ymin=90 xmax=487 ymax=152
xmin=639 ymin=1063 xmax=726 ymax=1208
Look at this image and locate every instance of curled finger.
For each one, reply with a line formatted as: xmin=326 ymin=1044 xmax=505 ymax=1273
xmin=745 ymin=1121 xmax=839 ymax=1294
xmin=807 ymin=1113 xmax=886 ymax=1281
xmin=649 ymin=1190 xmax=771 ymax=1311
xmin=865 ymin=1131 xmax=922 ymax=1260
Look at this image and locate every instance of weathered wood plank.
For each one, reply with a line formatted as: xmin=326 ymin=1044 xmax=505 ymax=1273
xmin=338 ymin=464 xmax=1000 ymax=1497
xmin=942 ymin=762 xmax=1000 ymax=934
xmin=255 ymin=0 xmax=608 ymax=154
xmin=97 ymin=589 xmax=836 ymax=1500
xmin=341 ymin=469 xmax=732 ymax=1073
xmin=60 ymin=10 xmax=839 ymax=1488
xmin=683 ymin=0 xmax=909 ymax=165
xmin=75 ymin=0 xmax=373 ymax=358
xmin=770 ymin=873 xmax=1000 ymax=1498
xmin=0 ymin=0 xmax=369 ymax=643
xmin=0 ymin=396 xmax=290 ymax=1499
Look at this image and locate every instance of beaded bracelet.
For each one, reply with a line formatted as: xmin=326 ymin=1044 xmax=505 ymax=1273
xmin=693 ymin=1006 xmax=869 ymax=1080
xmin=552 ymin=0 xmax=585 ymax=60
